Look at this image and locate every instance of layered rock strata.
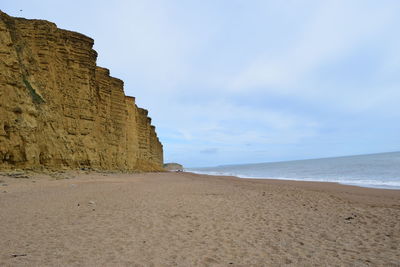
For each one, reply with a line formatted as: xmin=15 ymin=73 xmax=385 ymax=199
xmin=0 ymin=11 xmax=163 ymax=171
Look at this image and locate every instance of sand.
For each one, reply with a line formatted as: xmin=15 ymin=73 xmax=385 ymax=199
xmin=0 ymin=171 xmax=399 ymax=266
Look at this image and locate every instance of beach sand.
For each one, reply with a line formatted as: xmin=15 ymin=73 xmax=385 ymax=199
xmin=0 ymin=171 xmax=399 ymax=266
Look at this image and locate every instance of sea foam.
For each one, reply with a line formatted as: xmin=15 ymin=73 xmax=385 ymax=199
xmin=188 ymin=152 xmax=400 ymax=190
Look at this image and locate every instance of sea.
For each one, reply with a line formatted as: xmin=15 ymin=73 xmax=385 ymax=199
xmin=187 ymin=151 xmax=400 ymax=190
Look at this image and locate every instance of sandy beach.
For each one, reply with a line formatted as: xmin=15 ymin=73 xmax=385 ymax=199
xmin=0 ymin=171 xmax=399 ymax=266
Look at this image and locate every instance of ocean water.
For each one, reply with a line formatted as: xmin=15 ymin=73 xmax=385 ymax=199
xmin=187 ymin=152 xmax=400 ymax=190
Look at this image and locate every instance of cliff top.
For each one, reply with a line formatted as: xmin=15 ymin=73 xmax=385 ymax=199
xmin=0 ymin=10 xmax=94 ymax=44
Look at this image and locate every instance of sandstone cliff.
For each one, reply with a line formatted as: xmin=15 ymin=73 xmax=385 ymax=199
xmin=0 ymin=11 xmax=163 ymax=171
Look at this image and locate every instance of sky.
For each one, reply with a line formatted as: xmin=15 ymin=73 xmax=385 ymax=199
xmin=2 ymin=0 xmax=400 ymax=167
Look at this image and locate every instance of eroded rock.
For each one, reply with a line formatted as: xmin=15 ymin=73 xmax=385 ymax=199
xmin=0 ymin=11 xmax=163 ymax=172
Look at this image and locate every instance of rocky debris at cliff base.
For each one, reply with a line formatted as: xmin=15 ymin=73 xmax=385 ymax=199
xmin=46 ymin=171 xmax=75 ymax=180
xmin=0 ymin=171 xmax=30 ymax=179
xmin=163 ymin=163 xmax=184 ymax=172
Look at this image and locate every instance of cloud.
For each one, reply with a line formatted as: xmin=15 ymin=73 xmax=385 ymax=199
xmin=229 ymin=1 xmax=400 ymax=99
xmin=200 ymin=148 xmax=219 ymax=154
xmin=157 ymin=100 xmax=319 ymax=150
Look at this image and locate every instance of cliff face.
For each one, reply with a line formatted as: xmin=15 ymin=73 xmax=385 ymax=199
xmin=0 ymin=11 xmax=163 ymax=171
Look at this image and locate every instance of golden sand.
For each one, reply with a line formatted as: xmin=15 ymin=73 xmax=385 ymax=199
xmin=0 ymin=171 xmax=399 ymax=266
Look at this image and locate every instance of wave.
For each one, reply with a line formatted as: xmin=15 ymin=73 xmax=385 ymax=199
xmin=186 ymin=170 xmax=400 ymax=190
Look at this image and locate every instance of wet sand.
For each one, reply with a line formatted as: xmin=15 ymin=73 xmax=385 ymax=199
xmin=0 ymin=171 xmax=399 ymax=266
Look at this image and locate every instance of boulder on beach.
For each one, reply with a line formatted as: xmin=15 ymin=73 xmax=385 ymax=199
xmin=163 ymin=163 xmax=183 ymax=172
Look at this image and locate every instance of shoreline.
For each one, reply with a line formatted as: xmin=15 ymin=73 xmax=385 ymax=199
xmin=185 ymin=170 xmax=400 ymax=191
xmin=182 ymin=172 xmax=400 ymax=207
xmin=1 ymin=171 xmax=399 ymax=265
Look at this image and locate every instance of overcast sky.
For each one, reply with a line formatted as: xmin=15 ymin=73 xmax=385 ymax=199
xmin=3 ymin=0 xmax=400 ymax=167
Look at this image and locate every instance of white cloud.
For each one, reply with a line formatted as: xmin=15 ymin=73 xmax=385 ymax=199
xmin=158 ymin=100 xmax=319 ymax=147
xmin=229 ymin=0 xmax=400 ymax=97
